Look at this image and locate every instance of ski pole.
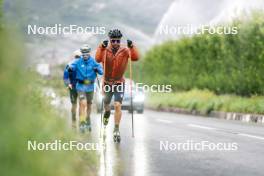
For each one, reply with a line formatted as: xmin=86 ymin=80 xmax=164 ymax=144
xmin=97 ymin=44 xmax=107 ymax=139
xmin=96 ymin=75 xmax=103 ymax=138
xmin=99 ymin=47 xmax=107 ymax=138
xmin=129 ymin=57 xmax=134 ymax=138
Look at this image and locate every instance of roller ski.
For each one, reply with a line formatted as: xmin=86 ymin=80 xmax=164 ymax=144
xmin=113 ymin=130 xmax=121 ymax=143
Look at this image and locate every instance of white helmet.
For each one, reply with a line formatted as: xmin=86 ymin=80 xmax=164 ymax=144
xmin=73 ymin=50 xmax=81 ymax=58
xmin=80 ymin=45 xmax=91 ymax=53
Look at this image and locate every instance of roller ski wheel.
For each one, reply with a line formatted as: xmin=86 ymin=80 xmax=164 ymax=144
xmin=113 ymin=131 xmax=121 ymax=143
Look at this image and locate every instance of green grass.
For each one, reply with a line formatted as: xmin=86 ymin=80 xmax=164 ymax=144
xmin=0 ymin=27 xmax=97 ymax=175
xmin=146 ymin=89 xmax=264 ymax=115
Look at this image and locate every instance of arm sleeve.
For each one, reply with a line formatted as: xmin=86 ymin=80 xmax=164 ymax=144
xmin=69 ymin=60 xmax=78 ymax=71
xmin=95 ymin=45 xmax=106 ymax=63
xmin=129 ymin=46 xmax=140 ymax=61
xmin=63 ymin=65 xmax=70 ymax=86
xmin=94 ymin=60 xmax=103 ymax=75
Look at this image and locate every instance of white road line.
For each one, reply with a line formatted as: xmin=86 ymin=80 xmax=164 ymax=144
xmin=188 ymin=124 xmax=264 ymax=141
xmin=156 ymin=119 xmax=172 ymax=124
xmin=188 ymin=124 xmax=216 ymax=130
xmin=238 ymin=133 xmax=264 ymax=140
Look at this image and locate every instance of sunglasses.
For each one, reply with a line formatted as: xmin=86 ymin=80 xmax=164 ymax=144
xmin=111 ymin=39 xmax=121 ymax=44
xmin=82 ymin=53 xmax=90 ymax=56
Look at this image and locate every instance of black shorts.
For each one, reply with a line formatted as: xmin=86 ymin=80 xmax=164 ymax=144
xmin=104 ymin=82 xmax=125 ymax=104
xmin=78 ymin=91 xmax=94 ymax=104
xmin=69 ymin=89 xmax=78 ymax=104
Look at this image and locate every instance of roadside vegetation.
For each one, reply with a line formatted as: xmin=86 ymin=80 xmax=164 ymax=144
xmin=142 ymin=11 xmax=264 ymax=114
xmin=0 ymin=12 xmax=97 ymax=176
xmin=147 ymin=90 xmax=264 ymax=115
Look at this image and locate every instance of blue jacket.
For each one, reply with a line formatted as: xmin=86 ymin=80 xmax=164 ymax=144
xmin=69 ymin=56 xmax=103 ymax=92
xmin=63 ymin=63 xmax=77 ymax=89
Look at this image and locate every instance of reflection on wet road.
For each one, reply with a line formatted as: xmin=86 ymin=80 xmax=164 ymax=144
xmin=85 ymin=110 xmax=264 ymax=176
xmin=98 ymin=130 xmax=122 ymax=176
xmin=94 ymin=112 xmax=147 ymax=176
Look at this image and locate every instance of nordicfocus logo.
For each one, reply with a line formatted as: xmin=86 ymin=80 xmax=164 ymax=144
xmin=27 ymin=140 xmax=105 ymax=151
xmin=160 ymin=140 xmax=238 ymax=152
xmin=157 ymin=24 xmax=238 ymax=35
xmin=27 ymin=24 xmax=106 ymax=35
xmin=96 ymin=83 xmax=172 ymax=93
xmin=134 ymin=83 xmax=172 ymax=93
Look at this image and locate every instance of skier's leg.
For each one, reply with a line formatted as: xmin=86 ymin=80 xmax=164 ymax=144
xmin=113 ymin=82 xmax=124 ymax=131
xmin=79 ymin=95 xmax=87 ymax=123
xmin=71 ymin=103 xmax=77 ymax=128
xmin=113 ymin=83 xmax=124 ymax=142
xmin=86 ymin=103 xmax=91 ymax=122
xmin=85 ymin=92 xmax=94 ymax=131
xmin=71 ymin=103 xmax=77 ymax=120
xmin=113 ymin=103 xmax=121 ymax=143
xmin=113 ymin=101 xmax=122 ymax=131
xmin=70 ymin=89 xmax=78 ymax=128
xmin=85 ymin=102 xmax=92 ymax=131
xmin=78 ymin=92 xmax=87 ymax=132
xmin=103 ymin=91 xmax=113 ymax=126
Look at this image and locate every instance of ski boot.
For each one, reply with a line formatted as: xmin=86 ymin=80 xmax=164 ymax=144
xmin=79 ymin=121 xmax=86 ymax=134
xmin=103 ymin=111 xmax=111 ymax=127
xmin=113 ymin=130 xmax=121 ymax=143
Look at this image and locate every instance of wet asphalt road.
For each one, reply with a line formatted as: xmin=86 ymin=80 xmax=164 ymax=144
xmin=79 ymin=110 xmax=264 ymax=176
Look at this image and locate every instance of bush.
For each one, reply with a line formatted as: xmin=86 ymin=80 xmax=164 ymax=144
xmin=142 ymin=11 xmax=264 ymax=96
xmin=0 ymin=25 xmax=97 ymax=176
xmin=147 ymin=90 xmax=264 ymax=114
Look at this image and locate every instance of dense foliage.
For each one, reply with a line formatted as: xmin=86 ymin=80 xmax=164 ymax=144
xmin=0 ymin=14 xmax=96 ymax=176
xmin=142 ymin=12 xmax=264 ymax=96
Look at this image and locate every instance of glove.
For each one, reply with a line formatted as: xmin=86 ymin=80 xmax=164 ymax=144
xmin=93 ymin=68 xmax=98 ymax=73
xmin=102 ymin=40 xmax=108 ymax=48
xmin=127 ymin=39 xmax=133 ymax=48
xmin=68 ymin=84 xmax=73 ymax=90
xmin=68 ymin=67 xmax=73 ymax=72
